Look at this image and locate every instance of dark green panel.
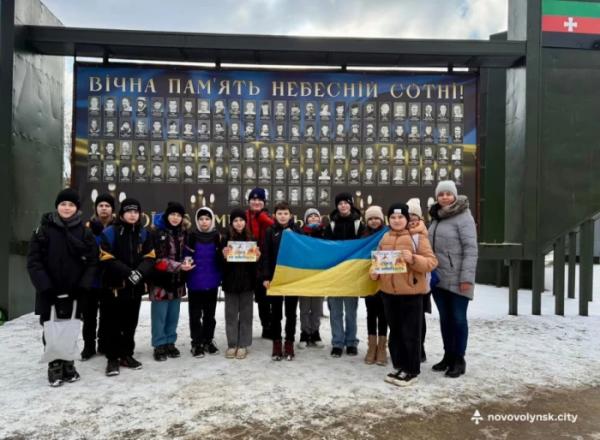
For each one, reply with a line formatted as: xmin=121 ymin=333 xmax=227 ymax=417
xmin=539 ymin=48 xmax=600 ymax=251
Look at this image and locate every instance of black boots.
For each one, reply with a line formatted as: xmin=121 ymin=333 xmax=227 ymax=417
xmin=432 ymin=352 xmax=453 ymax=372
xmin=445 ymin=355 xmax=466 ymax=378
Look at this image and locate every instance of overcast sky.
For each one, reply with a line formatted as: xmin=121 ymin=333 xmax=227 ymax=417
xmin=42 ymin=0 xmax=507 ymax=40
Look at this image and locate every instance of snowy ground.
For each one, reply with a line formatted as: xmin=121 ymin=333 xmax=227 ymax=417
xmin=1 ymin=265 xmax=599 ymax=439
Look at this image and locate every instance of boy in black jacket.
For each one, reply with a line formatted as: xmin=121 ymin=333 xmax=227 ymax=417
xmin=81 ymin=193 xmax=115 ymax=360
xmin=261 ymin=202 xmax=301 ymax=360
xmin=324 ymin=192 xmax=366 ymax=358
xmin=99 ymin=198 xmax=155 ymax=376
xmin=27 ymin=188 xmax=98 ymax=387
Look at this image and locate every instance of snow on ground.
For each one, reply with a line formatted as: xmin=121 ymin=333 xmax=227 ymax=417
xmin=1 ymin=266 xmax=599 ymax=439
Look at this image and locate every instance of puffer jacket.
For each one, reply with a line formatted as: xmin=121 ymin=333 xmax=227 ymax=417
xmin=27 ymin=211 xmax=98 ymax=318
xmin=375 ymin=227 xmax=438 ymax=295
xmin=185 ymin=207 xmax=223 ymax=291
xmin=149 ymin=214 xmax=189 ymax=301
xmin=428 ymin=195 xmax=478 ymax=299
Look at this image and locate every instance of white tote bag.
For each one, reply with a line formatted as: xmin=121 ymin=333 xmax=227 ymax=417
xmin=41 ymin=300 xmax=81 ymax=363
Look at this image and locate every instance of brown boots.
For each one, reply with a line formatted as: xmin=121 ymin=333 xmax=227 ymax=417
xmin=376 ymin=336 xmax=388 ymax=366
xmin=365 ymin=335 xmax=377 ymax=364
xmin=364 ymin=335 xmax=388 ymax=365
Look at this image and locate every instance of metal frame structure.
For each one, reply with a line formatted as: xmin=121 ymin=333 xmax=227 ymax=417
xmin=2 ymin=0 xmax=597 ymax=319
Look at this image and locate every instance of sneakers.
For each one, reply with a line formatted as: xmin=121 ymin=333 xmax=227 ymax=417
xmin=225 ymin=347 xmax=237 ymax=359
xmin=284 ymin=340 xmax=295 ymax=361
xmin=120 ymin=355 xmax=143 ymax=370
xmin=385 ymin=370 xmax=419 ymax=387
xmin=154 ymin=346 xmax=168 ymax=362
xmin=80 ymin=344 xmax=96 ymax=361
xmin=346 ymin=346 xmax=358 ymax=356
xmin=205 ymin=341 xmax=219 ymax=355
xmin=191 ymin=344 xmax=205 ymax=358
xmin=331 ymin=347 xmax=343 ymax=358
xmin=62 ymin=361 xmax=81 ymax=383
xmin=48 ymin=360 xmax=64 ymax=387
xmin=106 ymin=359 xmax=120 ymax=377
xmin=166 ymin=344 xmax=180 ymax=358
xmin=236 ymin=347 xmax=248 ymax=359
xmin=272 ymin=340 xmax=283 ymax=361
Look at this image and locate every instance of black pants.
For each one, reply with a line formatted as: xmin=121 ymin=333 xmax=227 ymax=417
xmin=255 ymin=282 xmax=272 ymax=329
xmin=101 ymin=291 xmax=142 ymax=360
xmin=188 ymin=288 xmax=218 ymax=346
xmin=381 ymin=293 xmax=423 ymax=375
xmin=365 ymin=292 xmax=387 ymax=336
xmin=81 ymin=288 xmax=108 ymax=349
xmin=269 ymin=296 xmax=298 ymax=342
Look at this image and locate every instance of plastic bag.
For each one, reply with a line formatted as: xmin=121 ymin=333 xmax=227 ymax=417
xmin=41 ymin=300 xmax=81 ymax=363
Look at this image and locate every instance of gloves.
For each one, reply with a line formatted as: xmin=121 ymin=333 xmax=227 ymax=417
xmin=128 ymin=270 xmax=143 ymax=286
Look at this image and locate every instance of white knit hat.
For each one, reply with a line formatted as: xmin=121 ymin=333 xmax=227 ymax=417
xmin=406 ymin=198 xmax=423 ymax=219
xmin=435 ymin=180 xmax=458 ymax=198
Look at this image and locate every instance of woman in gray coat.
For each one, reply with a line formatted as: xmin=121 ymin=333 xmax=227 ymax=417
xmin=428 ymin=180 xmax=478 ymax=378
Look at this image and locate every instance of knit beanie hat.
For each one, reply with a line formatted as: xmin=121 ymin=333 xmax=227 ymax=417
xmin=248 ymin=187 xmax=266 ymax=202
xmin=365 ymin=205 xmax=384 ymax=222
xmin=303 ymin=208 xmax=321 ymax=223
xmin=334 ymin=192 xmax=354 ymax=207
xmin=406 ymin=198 xmax=423 ymax=219
xmin=229 ymin=208 xmax=247 ymax=225
xmin=387 ymin=202 xmax=410 ymax=225
xmin=55 ymin=188 xmax=81 ymax=209
xmin=163 ymin=201 xmax=185 ymax=217
xmin=119 ymin=198 xmax=141 ymax=216
xmin=94 ymin=193 xmax=115 ymax=211
xmin=435 ymin=180 xmax=458 ymax=198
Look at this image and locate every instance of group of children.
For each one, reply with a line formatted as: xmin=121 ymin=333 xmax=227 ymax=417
xmin=27 ymin=186 xmax=438 ymax=388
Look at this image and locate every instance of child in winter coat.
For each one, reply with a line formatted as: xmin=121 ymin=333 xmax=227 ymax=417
xmin=324 ymin=192 xmax=365 ymax=358
xmin=81 ymin=193 xmax=115 ymax=361
xmin=221 ymin=208 xmax=260 ymax=359
xmin=298 ymin=208 xmax=325 ymax=349
xmin=185 ymin=206 xmax=223 ymax=358
xmin=406 ymin=198 xmax=432 ymax=364
xmin=100 ymin=198 xmax=155 ymax=377
xmin=261 ymin=202 xmax=301 ymax=361
xmin=362 ymin=205 xmax=388 ymax=366
xmin=150 ymin=202 xmax=194 ymax=362
xmin=27 ymin=188 xmax=98 ymax=387
xmin=370 ymin=203 xmax=437 ymax=387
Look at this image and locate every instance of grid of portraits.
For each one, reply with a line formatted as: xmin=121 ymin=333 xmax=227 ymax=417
xmin=86 ymin=96 xmax=466 ymax=207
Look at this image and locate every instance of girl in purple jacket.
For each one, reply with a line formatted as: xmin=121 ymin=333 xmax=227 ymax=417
xmin=185 ymin=207 xmax=223 ymax=358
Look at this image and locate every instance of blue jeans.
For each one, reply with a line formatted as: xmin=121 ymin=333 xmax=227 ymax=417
xmin=151 ymin=299 xmax=181 ymax=348
xmin=328 ymin=297 xmax=359 ymax=348
xmin=432 ymin=287 xmax=469 ymax=357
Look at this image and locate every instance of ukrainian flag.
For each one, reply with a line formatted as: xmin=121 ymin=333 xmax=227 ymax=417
xmin=268 ymin=228 xmax=387 ymax=297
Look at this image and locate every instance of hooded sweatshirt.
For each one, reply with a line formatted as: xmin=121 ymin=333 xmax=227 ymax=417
xmin=185 ymin=207 xmax=223 ymax=291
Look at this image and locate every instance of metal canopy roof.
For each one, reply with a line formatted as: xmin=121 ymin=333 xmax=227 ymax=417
xmin=20 ymin=25 xmax=526 ymax=69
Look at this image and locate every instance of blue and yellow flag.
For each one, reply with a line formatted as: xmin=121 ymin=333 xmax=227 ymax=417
xmin=268 ymin=228 xmax=387 ymax=297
